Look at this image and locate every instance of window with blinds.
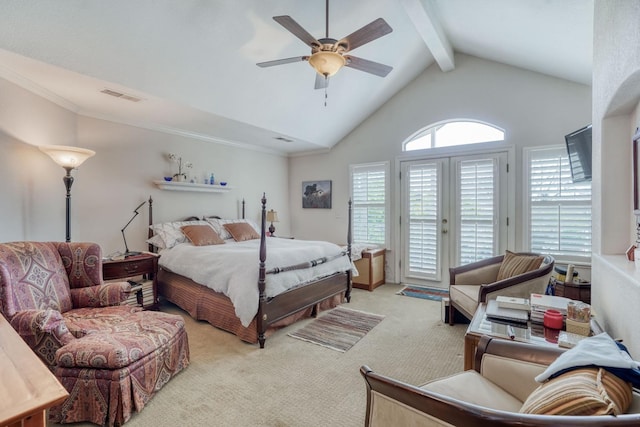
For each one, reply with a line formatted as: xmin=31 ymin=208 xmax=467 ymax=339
xmin=350 ymin=162 xmax=388 ymax=246
xmin=407 ymin=162 xmax=440 ymax=279
xmin=457 ymin=158 xmax=497 ymax=264
xmin=525 ymin=146 xmax=591 ymax=260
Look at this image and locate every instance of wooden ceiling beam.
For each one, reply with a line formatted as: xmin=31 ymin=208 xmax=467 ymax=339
xmin=401 ymin=0 xmax=455 ymax=72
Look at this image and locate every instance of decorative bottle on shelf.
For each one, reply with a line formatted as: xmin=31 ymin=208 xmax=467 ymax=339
xmin=209 ymin=173 xmax=215 ymax=185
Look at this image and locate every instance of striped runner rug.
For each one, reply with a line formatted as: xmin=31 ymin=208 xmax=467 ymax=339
xmin=397 ymin=285 xmax=449 ymax=301
xmin=287 ymin=307 xmax=385 ymax=352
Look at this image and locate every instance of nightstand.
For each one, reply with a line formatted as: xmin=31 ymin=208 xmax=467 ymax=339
xmin=103 ymin=253 xmax=159 ymax=309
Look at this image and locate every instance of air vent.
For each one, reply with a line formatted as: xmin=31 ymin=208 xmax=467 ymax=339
xmin=100 ymin=89 xmax=142 ymax=102
xmin=274 ymin=136 xmax=293 ymax=143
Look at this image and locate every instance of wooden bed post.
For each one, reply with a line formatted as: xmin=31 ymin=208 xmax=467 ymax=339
xmin=346 ymin=198 xmax=353 ymax=303
xmin=257 ymin=193 xmax=267 ymax=348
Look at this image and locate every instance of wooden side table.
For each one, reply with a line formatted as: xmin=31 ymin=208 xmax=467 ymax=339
xmin=103 ymin=252 xmax=159 ymax=309
xmin=554 ymin=281 xmax=591 ymax=304
xmin=0 ymin=315 xmax=68 ymax=427
xmin=353 ymin=248 xmax=386 ymax=291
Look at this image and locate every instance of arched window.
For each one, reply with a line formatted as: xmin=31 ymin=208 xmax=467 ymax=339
xmin=403 ymin=120 xmax=505 ymax=151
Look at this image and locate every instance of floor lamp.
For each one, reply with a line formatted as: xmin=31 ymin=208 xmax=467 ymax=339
xmin=39 ymin=145 xmax=95 ymax=242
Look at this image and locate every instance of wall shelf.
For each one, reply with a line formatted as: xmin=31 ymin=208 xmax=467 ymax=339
xmin=153 ymin=180 xmax=232 ymax=193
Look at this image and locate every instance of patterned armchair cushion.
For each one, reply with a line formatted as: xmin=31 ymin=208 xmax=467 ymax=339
xmin=9 ymin=308 xmax=76 ymax=365
xmin=70 ymin=281 xmax=130 ymax=307
xmin=56 ymin=242 xmax=103 ymax=289
xmin=0 ymin=242 xmax=73 ymax=317
xmin=58 ymin=307 xmax=187 ymax=369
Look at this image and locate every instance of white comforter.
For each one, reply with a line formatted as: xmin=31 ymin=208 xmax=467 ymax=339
xmin=158 ymin=238 xmax=354 ymax=327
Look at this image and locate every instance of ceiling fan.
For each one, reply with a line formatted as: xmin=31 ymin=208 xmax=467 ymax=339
xmin=256 ymin=0 xmax=393 ymax=90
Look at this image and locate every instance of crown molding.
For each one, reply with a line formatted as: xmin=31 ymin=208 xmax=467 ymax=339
xmin=0 ymin=65 xmax=79 ymax=113
xmin=78 ymin=109 xmax=286 ymax=156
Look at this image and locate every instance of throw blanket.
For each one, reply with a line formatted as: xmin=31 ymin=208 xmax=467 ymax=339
xmin=536 ymin=332 xmax=640 ymax=388
xmin=159 ymin=238 xmax=353 ymax=326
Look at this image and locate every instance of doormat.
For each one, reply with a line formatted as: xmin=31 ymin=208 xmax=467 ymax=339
xmin=397 ymin=285 xmax=449 ymax=301
xmin=287 ymin=307 xmax=385 ymax=352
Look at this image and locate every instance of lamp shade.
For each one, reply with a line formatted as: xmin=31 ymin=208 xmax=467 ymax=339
xmin=39 ymin=145 xmax=95 ymax=169
xmin=308 ymin=51 xmax=346 ymax=77
xmin=266 ymin=210 xmax=279 ymax=223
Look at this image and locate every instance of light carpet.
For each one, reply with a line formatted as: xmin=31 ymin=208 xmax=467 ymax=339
xmin=288 ymin=306 xmax=385 ymax=352
xmin=49 ymin=284 xmax=467 ymax=427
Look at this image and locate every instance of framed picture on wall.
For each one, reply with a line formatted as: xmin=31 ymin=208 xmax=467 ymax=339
xmin=302 ymin=180 xmax=332 ymax=209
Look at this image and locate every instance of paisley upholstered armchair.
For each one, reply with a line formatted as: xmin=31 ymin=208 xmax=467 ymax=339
xmin=0 ymin=241 xmax=190 ymax=426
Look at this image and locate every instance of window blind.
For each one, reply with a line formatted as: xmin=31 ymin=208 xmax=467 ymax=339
xmin=458 ymin=158 xmax=497 ymax=264
xmin=407 ymin=162 xmax=439 ymax=278
xmin=527 ymin=147 xmax=591 ymax=259
xmin=350 ymin=163 xmax=387 ymax=246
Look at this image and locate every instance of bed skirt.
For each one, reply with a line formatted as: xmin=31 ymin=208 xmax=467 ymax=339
xmin=157 ymin=268 xmax=343 ymax=343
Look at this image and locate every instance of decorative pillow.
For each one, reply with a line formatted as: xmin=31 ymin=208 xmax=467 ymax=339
xmin=224 ymin=222 xmax=260 ymax=241
xmin=520 ymin=367 xmax=633 ymax=416
xmin=146 ymin=234 xmax=166 ymax=250
xmin=206 ymin=218 xmax=260 ymax=240
xmin=149 ymin=220 xmax=208 ymax=249
xmin=181 ymin=224 xmax=225 ymax=246
xmin=496 ymin=250 xmax=544 ymax=281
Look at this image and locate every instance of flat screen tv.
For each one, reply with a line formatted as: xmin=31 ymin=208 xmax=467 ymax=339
xmin=565 ymin=124 xmax=592 ymax=183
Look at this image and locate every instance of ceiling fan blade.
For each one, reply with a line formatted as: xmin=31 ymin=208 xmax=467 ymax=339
xmin=314 ymin=73 xmax=329 ymax=90
xmin=273 ymin=15 xmax=321 ymax=48
xmin=338 ymin=18 xmax=392 ymax=52
xmin=344 ymin=55 xmax=393 ymax=77
xmin=257 ymin=56 xmax=308 ymax=68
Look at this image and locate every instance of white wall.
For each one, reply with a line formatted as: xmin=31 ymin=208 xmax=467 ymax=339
xmin=0 ymin=78 xmax=290 ymax=255
xmin=289 ymin=53 xmax=591 ymax=282
xmin=591 ymin=1 xmax=640 ymax=356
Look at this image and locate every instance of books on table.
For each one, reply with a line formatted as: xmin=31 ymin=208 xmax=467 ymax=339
xmin=486 ymin=299 xmax=529 ymax=324
xmin=530 ymin=293 xmax=571 ymax=324
xmin=496 ymin=296 xmax=530 ymax=311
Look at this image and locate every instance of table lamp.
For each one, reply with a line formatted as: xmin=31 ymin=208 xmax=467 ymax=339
xmin=266 ymin=210 xmax=279 ymax=236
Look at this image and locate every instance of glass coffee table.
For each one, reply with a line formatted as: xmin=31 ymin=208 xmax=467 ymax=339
xmin=463 ymin=302 xmax=602 ymax=370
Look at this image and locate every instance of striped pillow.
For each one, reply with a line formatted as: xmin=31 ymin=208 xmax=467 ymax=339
xmin=520 ymin=368 xmax=633 ymax=416
xmin=496 ymin=250 xmax=544 ymax=281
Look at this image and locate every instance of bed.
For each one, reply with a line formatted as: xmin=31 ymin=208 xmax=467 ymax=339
xmin=147 ymin=194 xmax=353 ymax=348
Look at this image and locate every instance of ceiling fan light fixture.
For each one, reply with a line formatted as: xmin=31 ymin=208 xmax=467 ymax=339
xmin=308 ymin=51 xmax=345 ymax=77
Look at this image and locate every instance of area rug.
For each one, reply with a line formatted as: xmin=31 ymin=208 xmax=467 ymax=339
xmin=287 ymin=306 xmax=385 ymax=352
xmin=397 ymin=285 xmax=449 ymax=301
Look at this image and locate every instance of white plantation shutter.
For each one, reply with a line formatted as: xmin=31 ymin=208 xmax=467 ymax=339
xmin=407 ymin=162 xmax=440 ymax=280
xmin=526 ymin=147 xmax=591 ymax=260
xmin=457 ymin=158 xmax=497 ymax=264
xmin=350 ymin=162 xmax=388 ymax=246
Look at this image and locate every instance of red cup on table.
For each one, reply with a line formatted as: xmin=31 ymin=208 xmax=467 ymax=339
xmin=543 ymin=309 xmax=564 ymax=330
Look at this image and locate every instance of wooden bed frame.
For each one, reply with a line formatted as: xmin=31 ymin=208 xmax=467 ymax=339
xmin=148 ymin=194 xmax=352 ymax=348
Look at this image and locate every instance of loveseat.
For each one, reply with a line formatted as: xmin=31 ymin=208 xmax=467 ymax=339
xmin=0 ymin=242 xmax=190 ymax=426
xmin=361 ymin=335 xmax=640 ymax=426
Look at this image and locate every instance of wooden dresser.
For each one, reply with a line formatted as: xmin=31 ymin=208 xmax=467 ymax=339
xmin=0 ymin=315 xmax=68 ymax=427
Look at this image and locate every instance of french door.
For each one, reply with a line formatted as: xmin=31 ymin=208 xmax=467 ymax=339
xmin=400 ymin=152 xmax=508 ymax=287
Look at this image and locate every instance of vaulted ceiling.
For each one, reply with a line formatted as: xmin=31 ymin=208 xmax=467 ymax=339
xmin=0 ymin=0 xmax=593 ymax=155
